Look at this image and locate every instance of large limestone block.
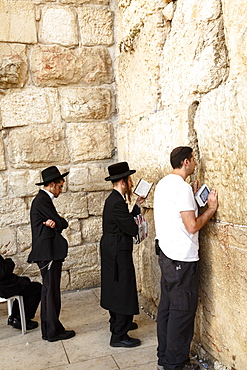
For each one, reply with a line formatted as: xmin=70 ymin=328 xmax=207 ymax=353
xmin=68 ymin=164 xmax=112 ymax=192
xmin=87 ymin=191 xmax=110 ymax=216
xmin=70 ymin=267 xmax=101 ymax=289
xmin=222 ymin=0 xmax=247 ymax=78
xmin=81 ymin=216 xmax=102 ymax=243
xmin=62 ymin=219 xmax=82 ymax=247
xmin=0 ymin=44 xmax=28 ymax=88
xmin=0 ymin=198 xmax=29 ymax=227
xmin=39 ymin=5 xmax=78 ymax=47
xmin=0 ymin=228 xmax=17 ymax=255
xmin=60 ymin=87 xmax=114 ymax=122
xmin=17 ymin=226 xmax=32 ymax=253
xmin=63 ymin=243 xmax=99 ymax=271
xmin=7 ymin=124 xmax=69 ymax=168
xmin=0 ymin=0 xmax=37 ymax=43
xmin=67 ymin=122 xmax=114 ymax=163
xmin=9 ymin=170 xmax=39 ymax=197
xmin=194 ymin=77 xmax=247 ymax=225
xmin=196 ymin=223 xmax=247 ymax=370
xmin=55 ymin=192 xmax=88 ymax=219
xmin=0 ymin=173 xmax=8 ymax=198
xmin=117 ymin=11 xmax=168 ymax=120
xmin=61 ymin=0 xmax=109 ymax=4
xmin=117 ymin=0 xmax=171 ymax=37
xmin=0 ymin=137 xmax=6 ymax=170
xmin=117 ymin=112 xmax=185 ymax=188
xmin=31 ymin=45 xmax=114 ymax=86
xmin=1 ymin=87 xmax=60 ymax=128
xmin=160 ymin=0 xmax=228 ymax=106
xmin=78 ymin=6 xmax=114 ymax=46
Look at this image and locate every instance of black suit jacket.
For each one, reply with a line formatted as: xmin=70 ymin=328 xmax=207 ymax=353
xmin=100 ymin=189 xmax=140 ymax=315
xmin=0 ymin=255 xmax=30 ymax=298
xmin=28 ymin=190 xmax=68 ymax=262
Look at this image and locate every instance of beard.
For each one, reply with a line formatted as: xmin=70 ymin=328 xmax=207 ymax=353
xmin=123 ymin=177 xmax=133 ymax=203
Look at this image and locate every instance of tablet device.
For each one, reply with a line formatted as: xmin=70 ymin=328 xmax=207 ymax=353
xmin=195 ymin=184 xmax=210 ymax=207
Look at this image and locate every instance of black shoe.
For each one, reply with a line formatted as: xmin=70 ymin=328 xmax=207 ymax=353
xmin=7 ymin=315 xmax=14 ymax=326
xmin=47 ymin=330 xmax=76 ymax=342
xmin=130 ymin=322 xmax=138 ymax=330
xmin=12 ymin=318 xmax=38 ymax=330
xmin=110 ymin=336 xmax=141 ymax=348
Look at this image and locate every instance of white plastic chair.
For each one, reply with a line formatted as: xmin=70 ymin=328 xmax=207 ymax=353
xmin=0 ymin=296 xmax=26 ymax=334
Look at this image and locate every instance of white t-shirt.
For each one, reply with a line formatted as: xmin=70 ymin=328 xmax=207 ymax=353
xmin=154 ymin=174 xmax=199 ymax=262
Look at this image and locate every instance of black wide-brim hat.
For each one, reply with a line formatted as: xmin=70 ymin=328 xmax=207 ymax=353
xmin=36 ymin=166 xmax=69 ymax=186
xmin=105 ymin=162 xmax=136 ymax=181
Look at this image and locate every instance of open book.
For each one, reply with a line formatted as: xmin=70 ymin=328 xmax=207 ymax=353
xmin=134 ymin=179 xmax=153 ymax=198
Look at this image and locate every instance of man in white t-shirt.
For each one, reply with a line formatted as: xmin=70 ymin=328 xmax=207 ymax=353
xmin=154 ymin=146 xmax=218 ymax=370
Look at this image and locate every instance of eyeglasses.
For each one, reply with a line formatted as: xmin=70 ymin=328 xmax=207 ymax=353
xmin=55 ymin=184 xmax=63 ymax=189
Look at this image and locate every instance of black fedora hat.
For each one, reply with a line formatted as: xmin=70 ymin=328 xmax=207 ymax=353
xmin=36 ymin=166 xmax=69 ymax=186
xmin=105 ymin=162 xmax=136 ymax=181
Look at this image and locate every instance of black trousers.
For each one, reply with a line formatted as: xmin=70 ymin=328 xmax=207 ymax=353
xmin=12 ymin=281 xmax=41 ymax=321
xmin=157 ymin=251 xmax=198 ymax=370
xmin=109 ymin=311 xmax=133 ymax=342
xmin=37 ymin=260 xmax=64 ymax=339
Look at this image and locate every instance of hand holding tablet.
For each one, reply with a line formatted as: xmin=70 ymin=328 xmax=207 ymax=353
xmin=195 ymin=184 xmax=210 ymax=207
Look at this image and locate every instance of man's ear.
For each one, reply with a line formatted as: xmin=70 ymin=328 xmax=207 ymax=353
xmin=184 ymin=158 xmax=189 ymax=166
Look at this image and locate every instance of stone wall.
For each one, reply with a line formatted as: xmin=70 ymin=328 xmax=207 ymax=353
xmin=0 ymin=0 xmax=115 ymax=290
xmin=115 ymin=0 xmax=247 ymax=369
xmin=1 ymin=0 xmax=247 ymax=369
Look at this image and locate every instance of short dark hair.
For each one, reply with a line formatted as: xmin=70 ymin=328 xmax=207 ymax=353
xmin=43 ymin=177 xmax=65 ymax=187
xmin=170 ymin=146 xmax=193 ymax=169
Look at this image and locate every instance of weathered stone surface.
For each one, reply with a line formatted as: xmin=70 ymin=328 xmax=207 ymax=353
xmin=1 ymin=87 xmax=60 ymax=128
xmin=17 ymin=226 xmax=32 ymax=253
xmin=194 ymin=76 xmax=247 ymax=225
xmin=67 ymin=122 xmax=114 ymax=163
xmin=60 ymin=0 xmax=109 ymax=5
xmin=55 ymin=192 xmax=88 ymax=219
xmin=62 ymin=219 xmax=82 ymax=247
xmin=160 ymin=0 xmax=228 ymax=106
xmin=0 ymin=228 xmax=17 ymax=255
xmin=87 ymin=191 xmax=110 ymax=216
xmin=7 ymin=124 xmax=69 ymax=168
xmin=68 ymin=164 xmax=112 ymax=192
xmin=39 ymin=6 xmax=78 ymax=47
xmin=78 ymin=6 xmax=114 ymax=46
xmin=0 ymin=44 xmax=28 ymax=88
xmin=0 ymin=173 xmax=8 ymax=198
xmin=63 ymin=243 xmax=99 ymax=271
xmin=81 ymin=216 xmax=102 ymax=242
xmin=0 ymin=198 xmax=29 ymax=227
xmin=0 ymin=137 xmax=6 ymax=170
xmin=222 ymin=0 xmax=247 ymax=79
xmin=8 ymin=170 xmax=39 ymax=197
xmin=31 ymin=45 xmax=114 ymax=86
xmin=0 ymin=0 xmax=37 ymax=43
xmin=60 ymin=87 xmax=114 ymax=122
xmin=162 ymin=2 xmax=175 ymax=20
xmin=117 ymin=11 xmax=168 ymax=121
xmin=196 ymin=222 xmax=247 ymax=369
xmin=70 ymin=267 xmax=101 ymax=290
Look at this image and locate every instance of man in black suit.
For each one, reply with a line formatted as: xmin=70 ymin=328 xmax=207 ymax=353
xmin=100 ymin=162 xmax=145 ymax=348
xmin=28 ymin=166 xmax=75 ymax=342
xmin=0 ymin=251 xmax=41 ymax=330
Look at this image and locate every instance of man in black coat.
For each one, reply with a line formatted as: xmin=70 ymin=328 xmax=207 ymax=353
xmin=0 ymin=251 xmax=41 ymax=330
xmin=100 ymin=162 xmax=145 ymax=348
xmin=28 ymin=166 xmax=75 ymax=342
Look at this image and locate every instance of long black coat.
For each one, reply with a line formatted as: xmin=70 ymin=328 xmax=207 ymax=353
xmin=100 ymin=189 xmax=140 ymax=315
xmin=0 ymin=255 xmax=30 ymax=298
xmin=28 ymin=190 xmax=68 ymax=262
